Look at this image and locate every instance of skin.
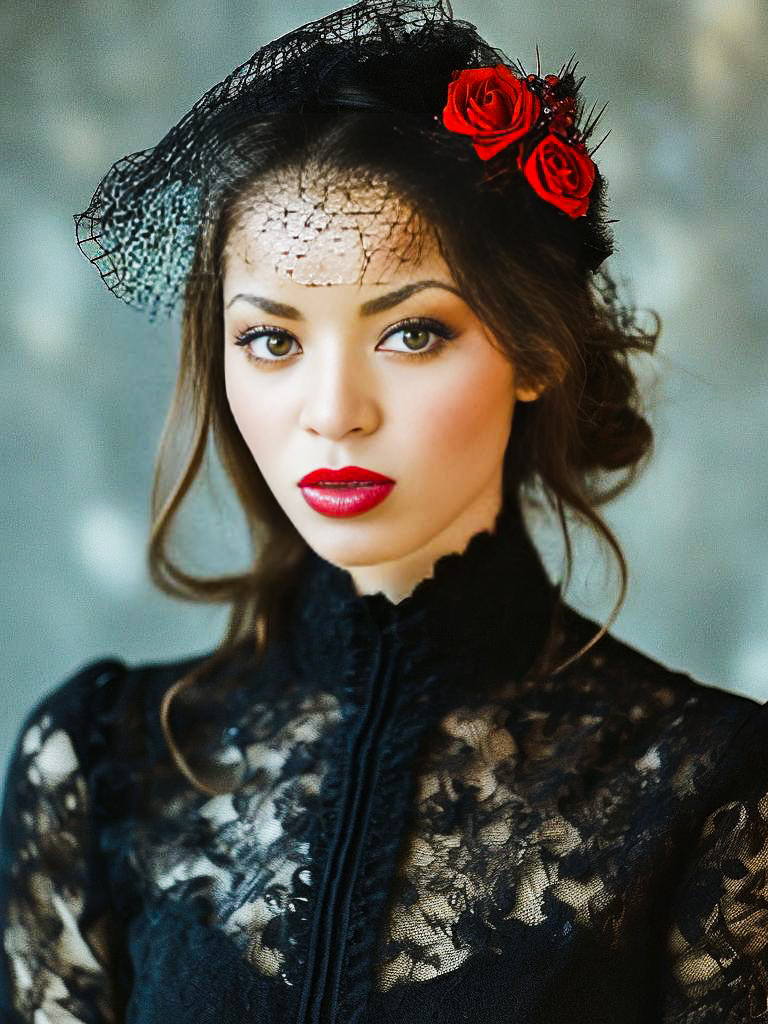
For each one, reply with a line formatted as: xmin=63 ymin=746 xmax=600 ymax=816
xmin=222 ymin=170 xmax=541 ymax=604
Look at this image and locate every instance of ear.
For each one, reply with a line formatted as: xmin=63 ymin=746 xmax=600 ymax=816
xmin=514 ymin=381 xmax=545 ymax=403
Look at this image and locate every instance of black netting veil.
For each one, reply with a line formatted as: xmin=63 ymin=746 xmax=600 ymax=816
xmin=74 ymin=0 xmax=614 ymax=320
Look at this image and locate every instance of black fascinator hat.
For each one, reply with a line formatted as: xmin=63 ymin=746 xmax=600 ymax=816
xmin=74 ymin=0 xmax=615 ymax=321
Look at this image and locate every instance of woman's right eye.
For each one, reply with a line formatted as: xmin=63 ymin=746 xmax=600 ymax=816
xmin=234 ymin=328 xmax=299 ymax=366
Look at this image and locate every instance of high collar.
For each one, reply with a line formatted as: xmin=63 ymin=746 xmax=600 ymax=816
xmin=282 ymin=499 xmax=561 ymax=711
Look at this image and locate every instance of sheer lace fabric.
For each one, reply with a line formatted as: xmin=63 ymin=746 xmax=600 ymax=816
xmin=2 ymin=503 xmax=767 ymax=1022
xmin=1 ymin=696 xmax=122 ymax=1022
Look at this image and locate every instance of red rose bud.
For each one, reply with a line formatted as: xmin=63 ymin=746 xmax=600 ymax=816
xmin=521 ymin=133 xmax=596 ymax=217
xmin=442 ymin=64 xmax=541 ymax=161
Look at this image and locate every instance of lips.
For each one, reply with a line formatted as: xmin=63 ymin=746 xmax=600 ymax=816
xmin=299 ymin=480 xmax=395 ymax=518
xmin=297 ymin=465 xmax=396 ymax=517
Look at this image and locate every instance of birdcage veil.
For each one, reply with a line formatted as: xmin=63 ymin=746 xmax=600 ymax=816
xmin=74 ymin=0 xmax=614 ymax=320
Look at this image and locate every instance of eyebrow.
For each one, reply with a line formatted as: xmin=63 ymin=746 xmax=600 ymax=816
xmin=225 ymin=280 xmax=464 ymax=320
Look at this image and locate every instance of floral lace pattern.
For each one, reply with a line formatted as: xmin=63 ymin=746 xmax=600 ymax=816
xmin=2 ymin=504 xmax=767 ymax=1022
xmin=127 ymin=687 xmax=346 ymax=989
xmin=1 ymin=706 xmax=119 ymax=1022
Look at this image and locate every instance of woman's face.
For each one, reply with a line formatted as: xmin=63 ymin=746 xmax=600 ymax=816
xmin=222 ymin=167 xmax=540 ymax=600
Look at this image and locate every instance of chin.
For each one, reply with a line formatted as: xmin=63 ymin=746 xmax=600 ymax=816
xmin=307 ymin=526 xmax=402 ymax=566
xmin=301 ymin=514 xmax=422 ymax=567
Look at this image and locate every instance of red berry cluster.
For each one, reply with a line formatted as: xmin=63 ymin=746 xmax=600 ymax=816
xmin=529 ymin=73 xmax=579 ymax=139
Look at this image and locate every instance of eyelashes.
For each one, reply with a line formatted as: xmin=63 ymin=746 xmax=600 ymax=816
xmin=233 ymin=316 xmax=457 ymax=367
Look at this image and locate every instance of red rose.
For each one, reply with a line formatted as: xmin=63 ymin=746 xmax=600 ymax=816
xmin=442 ymin=64 xmax=540 ymax=161
xmin=520 ymin=133 xmax=596 ymax=217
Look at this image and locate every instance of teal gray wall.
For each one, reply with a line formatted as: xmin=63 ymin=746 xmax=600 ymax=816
xmin=2 ymin=1 xmax=767 ymax=768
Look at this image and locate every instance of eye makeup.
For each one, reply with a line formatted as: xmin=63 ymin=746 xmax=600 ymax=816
xmin=233 ymin=315 xmax=458 ymax=367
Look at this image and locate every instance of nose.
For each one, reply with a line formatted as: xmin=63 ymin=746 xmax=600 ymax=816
xmin=297 ymin=341 xmax=379 ymax=440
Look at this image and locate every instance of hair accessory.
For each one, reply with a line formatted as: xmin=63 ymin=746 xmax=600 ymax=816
xmin=73 ymin=0 xmax=614 ymax=320
xmin=441 ymin=55 xmax=607 ymax=218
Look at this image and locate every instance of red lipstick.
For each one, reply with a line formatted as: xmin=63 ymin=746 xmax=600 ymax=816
xmin=298 ymin=465 xmax=396 ymax=518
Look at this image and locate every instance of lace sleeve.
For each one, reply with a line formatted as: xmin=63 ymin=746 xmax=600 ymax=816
xmin=662 ymin=698 xmax=768 ymax=1023
xmin=0 ymin=661 xmax=124 ymax=1023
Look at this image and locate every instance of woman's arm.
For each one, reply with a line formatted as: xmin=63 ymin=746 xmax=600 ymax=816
xmin=0 ymin=662 xmax=125 ymax=1023
xmin=661 ymin=699 xmax=768 ymax=1022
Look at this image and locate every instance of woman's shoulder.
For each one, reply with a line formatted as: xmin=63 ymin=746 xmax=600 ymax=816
xmin=547 ymin=604 xmax=768 ymax=824
xmin=553 ymin=603 xmax=768 ymax=790
xmin=6 ymin=649 xmax=214 ymax=780
xmin=554 ymin=602 xmax=766 ymax=748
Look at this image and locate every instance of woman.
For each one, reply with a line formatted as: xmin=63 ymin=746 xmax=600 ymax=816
xmin=1 ymin=1 xmax=766 ymax=1021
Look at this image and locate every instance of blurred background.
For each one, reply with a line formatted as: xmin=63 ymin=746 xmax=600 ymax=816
xmin=2 ymin=0 xmax=767 ymax=770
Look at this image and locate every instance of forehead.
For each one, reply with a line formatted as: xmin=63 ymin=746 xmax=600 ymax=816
xmin=223 ymin=162 xmax=440 ymax=287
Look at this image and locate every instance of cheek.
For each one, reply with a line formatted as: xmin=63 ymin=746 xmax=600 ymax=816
xmin=406 ymin=359 xmax=516 ymax=465
xmin=224 ymin=362 xmax=284 ymax=462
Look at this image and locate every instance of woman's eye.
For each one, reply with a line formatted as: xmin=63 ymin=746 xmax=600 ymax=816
xmin=233 ymin=317 xmax=456 ymax=366
xmin=234 ymin=328 xmax=299 ymax=365
xmin=379 ymin=319 xmax=456 ymax=358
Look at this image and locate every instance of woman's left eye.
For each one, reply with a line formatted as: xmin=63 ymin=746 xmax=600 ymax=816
xmin=379 ymin=318 xmax=457 ymax=359
xmin=233 ymin=317 xmax=457 ymax=367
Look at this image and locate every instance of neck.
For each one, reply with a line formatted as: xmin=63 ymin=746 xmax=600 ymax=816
xmin=280 ymin=494 xmax=563 ymax=710
xmin=342 ymin=490 xmax=510 ymax=605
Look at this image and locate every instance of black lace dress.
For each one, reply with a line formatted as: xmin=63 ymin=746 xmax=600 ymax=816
xmin=2 ymin=500 xmax=767 ymax=1023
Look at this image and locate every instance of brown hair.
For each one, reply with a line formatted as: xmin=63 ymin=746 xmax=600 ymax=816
xmin=148 ymin=105 xmax=660 ymax=797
